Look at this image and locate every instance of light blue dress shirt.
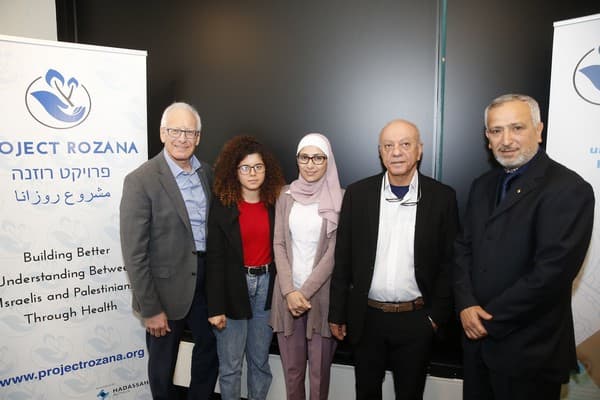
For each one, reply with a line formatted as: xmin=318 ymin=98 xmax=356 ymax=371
xmin=163 ymin=150 xmax=207 ymax=251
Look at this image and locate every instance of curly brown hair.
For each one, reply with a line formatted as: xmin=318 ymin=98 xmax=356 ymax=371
xmin=213 ymin=135 xmax=285 ymax=207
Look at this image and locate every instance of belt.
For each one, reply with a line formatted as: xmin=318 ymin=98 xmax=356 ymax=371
xmin=367 ymin=297 xmax=424 ymax=313
xmin=193 ymin=251 xmax=206 ymax=257
xmin=243 ymin=264 xmax=269 ymax=276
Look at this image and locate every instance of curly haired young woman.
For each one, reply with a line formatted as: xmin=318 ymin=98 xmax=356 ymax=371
xmin=206 ymin=135 xmax=285 ymax=400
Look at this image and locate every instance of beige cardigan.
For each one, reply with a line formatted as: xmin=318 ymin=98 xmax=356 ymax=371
xmin=269 ymin=186 xmax=338 ymax=339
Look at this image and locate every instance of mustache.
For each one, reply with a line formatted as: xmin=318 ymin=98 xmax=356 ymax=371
xmin=498 ymin=145 xmax=517 ymax=151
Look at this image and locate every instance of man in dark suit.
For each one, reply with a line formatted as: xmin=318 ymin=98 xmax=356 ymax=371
xmin=329 ymin=119 xmax=459 ymax=399
xmin=120 ymin=102 xmax=218 ymax=399
xmin=453 ymin=94 xmax=595 ymax=400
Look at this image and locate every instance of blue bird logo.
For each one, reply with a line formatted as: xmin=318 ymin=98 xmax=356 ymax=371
xmin=97 ymin=389 xmax=110 ymax=399
xmin=573 ymin=46 xmax=600 ymax=105
xmin=579 ymin=64 xmax=600 ymax=90
xmin=25 ymin=68 xmax=92 ymax=129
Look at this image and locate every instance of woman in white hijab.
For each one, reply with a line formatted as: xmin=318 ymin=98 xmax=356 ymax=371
xmin=270 ymin=133 xmax=343 ymax=400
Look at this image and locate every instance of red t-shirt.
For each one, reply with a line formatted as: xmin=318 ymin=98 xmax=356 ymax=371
xmin=238 ymin=200 xmax=272 ymax=266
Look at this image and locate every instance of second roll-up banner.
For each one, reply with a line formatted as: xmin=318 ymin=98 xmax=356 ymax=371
xmin=547 ymin=13 xmax=600 ymax=400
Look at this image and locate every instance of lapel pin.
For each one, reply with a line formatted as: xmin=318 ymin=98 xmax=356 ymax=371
xmin=516 ymin=188 xmax=521 ymax=194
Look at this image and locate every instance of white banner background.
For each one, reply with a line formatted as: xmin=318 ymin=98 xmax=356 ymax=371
xmin=547 ymin=14 xmax=600 ymax=399
xmin=0 ymin=35 xmax=149 ymax=399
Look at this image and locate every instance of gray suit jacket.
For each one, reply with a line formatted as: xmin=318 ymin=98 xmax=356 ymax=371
xmin=120 ymin=151 xmax=213 ymax=320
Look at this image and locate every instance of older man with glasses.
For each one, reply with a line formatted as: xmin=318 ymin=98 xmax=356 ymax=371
xmin=329 ymin=119 xmax=459 ymax=400
xmin=120 ymin=102 xmax=218 ymax=399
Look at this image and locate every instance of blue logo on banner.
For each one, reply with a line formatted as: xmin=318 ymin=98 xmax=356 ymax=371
xmin=97 ymin=389 xmax=110 ymax=399
xmin=573 ymin=46 xmax=600 ymax=105
xmin=25 ymin=69 xmax=92 ymax=129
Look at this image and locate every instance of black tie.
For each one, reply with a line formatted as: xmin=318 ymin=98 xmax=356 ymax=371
xmin=499 ymin=171 xmax=520 ymax=203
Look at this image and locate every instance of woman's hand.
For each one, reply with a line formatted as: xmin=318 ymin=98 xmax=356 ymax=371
xmin=208 ymin=314 xmax=227 ymax=330
xmin=286 ymin=291 xmax=311 ymax=317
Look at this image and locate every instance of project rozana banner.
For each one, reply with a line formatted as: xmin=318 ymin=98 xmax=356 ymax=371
xmin=0 ymin=35 xmax=150 ymax=399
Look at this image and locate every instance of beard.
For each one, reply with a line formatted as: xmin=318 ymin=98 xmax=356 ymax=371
xmin=494 ymin=145 xmax=538 ymax=170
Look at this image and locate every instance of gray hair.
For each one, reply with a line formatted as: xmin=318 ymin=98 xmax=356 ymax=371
xmin=160 ymin=102 xmax=202 ymax=131
xmin=484 ymin=94 xmax=541 ymax=128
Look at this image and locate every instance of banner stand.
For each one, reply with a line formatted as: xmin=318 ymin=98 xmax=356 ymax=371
xmin=0 ymin=35 xmax=149 ymax=399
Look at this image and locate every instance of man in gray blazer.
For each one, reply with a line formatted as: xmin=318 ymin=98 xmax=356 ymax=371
xmin=120 ymin=102 xmax=218 ymax=399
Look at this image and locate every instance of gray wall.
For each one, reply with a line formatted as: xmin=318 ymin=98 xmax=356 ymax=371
xmin=61 ymin=0 xmax=440 ymax=186
xmin=0 ymin=0 xmax=56 ymax=40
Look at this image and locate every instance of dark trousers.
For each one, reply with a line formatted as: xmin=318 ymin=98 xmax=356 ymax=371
xmin=353 ymin=307 xmax=434 ymax=400
xmin=462 ymin=339 xmax=561 ymax=400
xmin=146 ymin=256 xmax=218 ymax=400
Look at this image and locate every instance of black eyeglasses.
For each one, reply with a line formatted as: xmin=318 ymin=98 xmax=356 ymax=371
xmin=297 ymin=153 xmax=327 ymax=165
xmin=238 ymin=164 xmax=266 ymax=175
xmin=385 ymin=187 xmax=421 ymax=206
xmin=383 ymin=174 xmax=421 ymax=205
xmin=163 ymin=127 xmax=200 ymax=139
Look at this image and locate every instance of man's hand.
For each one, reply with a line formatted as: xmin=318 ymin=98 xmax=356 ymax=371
xmin=459 ymin=305 xmax=492 ymax=340
xmin=144 ymin=312 xmax=171 ymax=337
xmin=329 ymin=322 xmax=347 ymax=341
xmin=286 ymin=291 xmax=311 ymax=317
xmin=428 ymin=316 xmax=438 ymax=332
xmin=208 ymin=314 xmax=227 ymax=330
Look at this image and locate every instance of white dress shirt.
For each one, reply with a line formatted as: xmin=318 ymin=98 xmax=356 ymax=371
xmin=368 ymin=172 xmax=422 ymax=302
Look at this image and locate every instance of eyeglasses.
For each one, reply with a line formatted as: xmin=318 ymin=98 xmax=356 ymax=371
xmin=385 ymin=188 xmax=421 ymax=206
xmin=164 ymin=127 xmax=200 ymax=139
xmin=383 ymin=174 xmax=421 ymax=205
xmin=238 ymin=163 xmax=266 ymax=175
xmin=297 ymin=153 xmax=327 ymax=165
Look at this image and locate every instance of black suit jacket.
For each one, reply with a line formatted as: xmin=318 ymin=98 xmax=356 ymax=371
xmin=329 ymin=172 xmax=459 ymax=344
xmin=454 ymin=151 xmax=594 ymax=382
xmin=205 ymin=197 xmax=276 ymax=320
